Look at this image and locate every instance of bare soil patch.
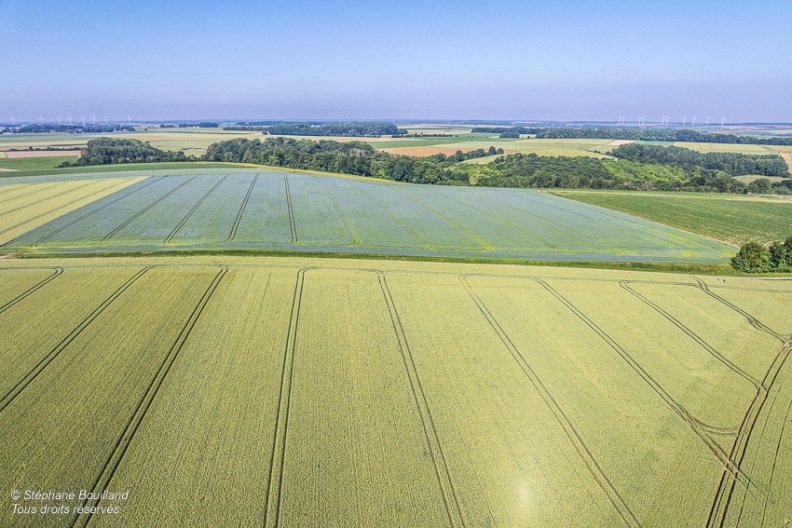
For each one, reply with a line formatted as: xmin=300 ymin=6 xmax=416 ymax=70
xmin=0 ymin=168 xmax=18 ymax=172
xmin=4 ymin=150 xmax=81 ymax=159
xmin=607 ymin=140 xmax=636 ymax=146
xmin=780 ymin=152 xmax=792 ymax=171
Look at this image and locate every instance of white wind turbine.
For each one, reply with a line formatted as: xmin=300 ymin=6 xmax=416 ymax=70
xmin=39 ymin=114 xmax=44 ymax=125
xmin=57 ymin=115 xmax=62 ymax=126
xmin=92 ymin=114 xmax=96 ymax=125
xmin=81 ymin=115 xmax=86 ymax=127
xmin=104 ymin=115 xmax=109 ymax=126
xmin=67 ymin=114 xmax=72 ymax=126
xmin=10 ymin=116 xmax=16 ymax=125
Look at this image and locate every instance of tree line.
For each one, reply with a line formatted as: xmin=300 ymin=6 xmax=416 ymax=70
xmin=58 ymin=137 xmax=792 ymax=195
xmin=4 ymin=124 xmax=134 ymax=134
xmin=471 ymin=126 xmax=792 ymax=146
xmin=262 ymin=122 xmax=407 ymax=137
xmin=732 ymin=238 xmax=792 ymax=272
xmin=59 ymin=138 xmax=191 ymax=166
xmin=610 ymin=143 xmax=790 ymax=177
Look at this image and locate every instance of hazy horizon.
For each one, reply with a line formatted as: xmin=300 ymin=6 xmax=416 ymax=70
xmin=2 ymin=0 xmax=791 ymax=123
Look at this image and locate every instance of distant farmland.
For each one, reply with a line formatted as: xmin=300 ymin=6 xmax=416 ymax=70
xmin=0 ymin=257 xmax=789 ymax=527
xmin=4 ymin=170 xmax=734 ymax=263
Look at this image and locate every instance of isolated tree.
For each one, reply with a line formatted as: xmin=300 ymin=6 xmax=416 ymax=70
xmin=731 ymin=241 xmax=770 ymax=272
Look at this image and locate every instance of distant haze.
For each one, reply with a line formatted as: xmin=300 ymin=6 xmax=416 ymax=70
xmin=2 ymin=0 xmax=791 ymax=122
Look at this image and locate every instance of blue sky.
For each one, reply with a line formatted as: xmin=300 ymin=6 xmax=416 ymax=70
xmin=1 ymin=0 xmax=790 ymax=122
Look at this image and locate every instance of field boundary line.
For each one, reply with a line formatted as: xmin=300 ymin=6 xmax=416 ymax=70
xmin=32 ymin=176 xmax=162 ymax=246
xmin=164 ymin=174 xmax=229 ymax=244
xmin=706 ymin=339 xmax=791 ymax=528
xmin=0 ymin=267 xmax=63 ymax=316
xmin=263 ymin=267 xmax=306 ymax=528
xmin=226 ymin=173 xmax=259 ymax=242
xmin=694 ymin=278 xmax=786 ymax=342
xmin=0 ymin=178 xmax=134 ymax=245
xmin=72 ymin=266 xmax=228 ymax=528
xmin=387 ymin=184 xmax=495 ymax=251
xmin=0 ymin=266 xmax=153 ymax=414
xmin=620 ymin=281 xmax=760 ymax=388
xmin=379 ymin=273 xmax=468 ymax=528
xmin=100 ymin=175 xmax=199 ymax=242
xmin=459 ymin=275 xmax=640 ymax=528
xmin=350 ymin=182 xmax=430 ymax=248
xmin=311 ymin=175 xmax=360 ymax=245
xmin=0 ymin=179 xmax=98 ymax=218
xmin=283 ymin=174 xmax=297 ymax=243
xmin=532 ymin=278 xmax=748 ymax=473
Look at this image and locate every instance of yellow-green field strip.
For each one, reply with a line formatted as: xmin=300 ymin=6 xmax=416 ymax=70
xmin=0 ymin=258 xmax=790 ymax=526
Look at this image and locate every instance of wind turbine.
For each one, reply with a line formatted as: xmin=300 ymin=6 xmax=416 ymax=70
xmin=67 ymin=114 xmax=72 ymax=126
xmin=57 ymin=116 xmax=62 ymax=126
xmin=81 ymin=115 xmax=86 ymax=127
xmin=92 ymin=114 xmax=96 ymax=125
xmin=104 ymin=115 xmax=109 ymax=126
xmin=721 ymin=116 xmax=725 ymax=128
xmin=683 ymin=115 xmax=687 ymax=126
xmin=39 ymin=114 xmax=44 ymax=125
xmin=706 ymin=116 xmax=710 ymax=127
xmin=691 ymin=116 xmax=696 ymax=127
xmin=127 ymin=114 xmax=131 ymax=126
xmin=10 ymin=116 xmax=15 ymax=125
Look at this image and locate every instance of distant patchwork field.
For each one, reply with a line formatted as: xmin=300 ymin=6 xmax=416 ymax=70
xmin=2 ymin=170 xmax=734 ymax=262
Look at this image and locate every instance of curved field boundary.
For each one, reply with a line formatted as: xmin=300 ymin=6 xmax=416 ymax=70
xmin=620 ymin=281 xmax=760 ymax=388
xmin=694 ymin=279 xmax=786 ymax=343
xmin=511 ymin=190 xmax=719 ymax=251
xmin=263 ymin=268 xmax=306 ymax=528
xmin=706 ymin=340 xmax=792 ymax=528
xmin=164 ymin=174 xmax=229 ymax=244
xmin=311 ymin=175 xmax=360 ymax=245
xmin=73 ymin=267 xmax=228 ymax=528
xmin=0 ymin=180 xmax=97 ymax=218
xmin=32 ymin=176 xmax=163 ymax=246
xmin=388 ymin=185 xmax=495 ymax=251
xmin=101 ymin=175 xmax=199 ymax=242
xmin=0 ymin=267 xmax=153 ymax=414
xmin=350 ymin=183 xmax=430 ymax=248
xmin=379 ymin=274 xmax=467 ymax=528
xmin=533 ymin=278 xmax=746 ymax=474
xmin=0 ymin=178 xmax=135 ymax=243
xmin=284 ymin=174 xmax=297 ymax=243
xmin=459 ymin=276 xmax=640 ymax=528
xmin=0 ymin=267 xmax=63 ymax=316
xmin=226 ymin=173 xmax=259 ymax=242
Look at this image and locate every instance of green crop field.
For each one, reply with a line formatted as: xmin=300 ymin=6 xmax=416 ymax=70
xmin=548 ymin=190 xmax=792 ymax=246
xmin=0 ymin=256 xmax=789 ymax=527
xmin=2 ymin=169 xmax=735 ymax=263
xmin=0 ymin=155 xmax=80 ymax=172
